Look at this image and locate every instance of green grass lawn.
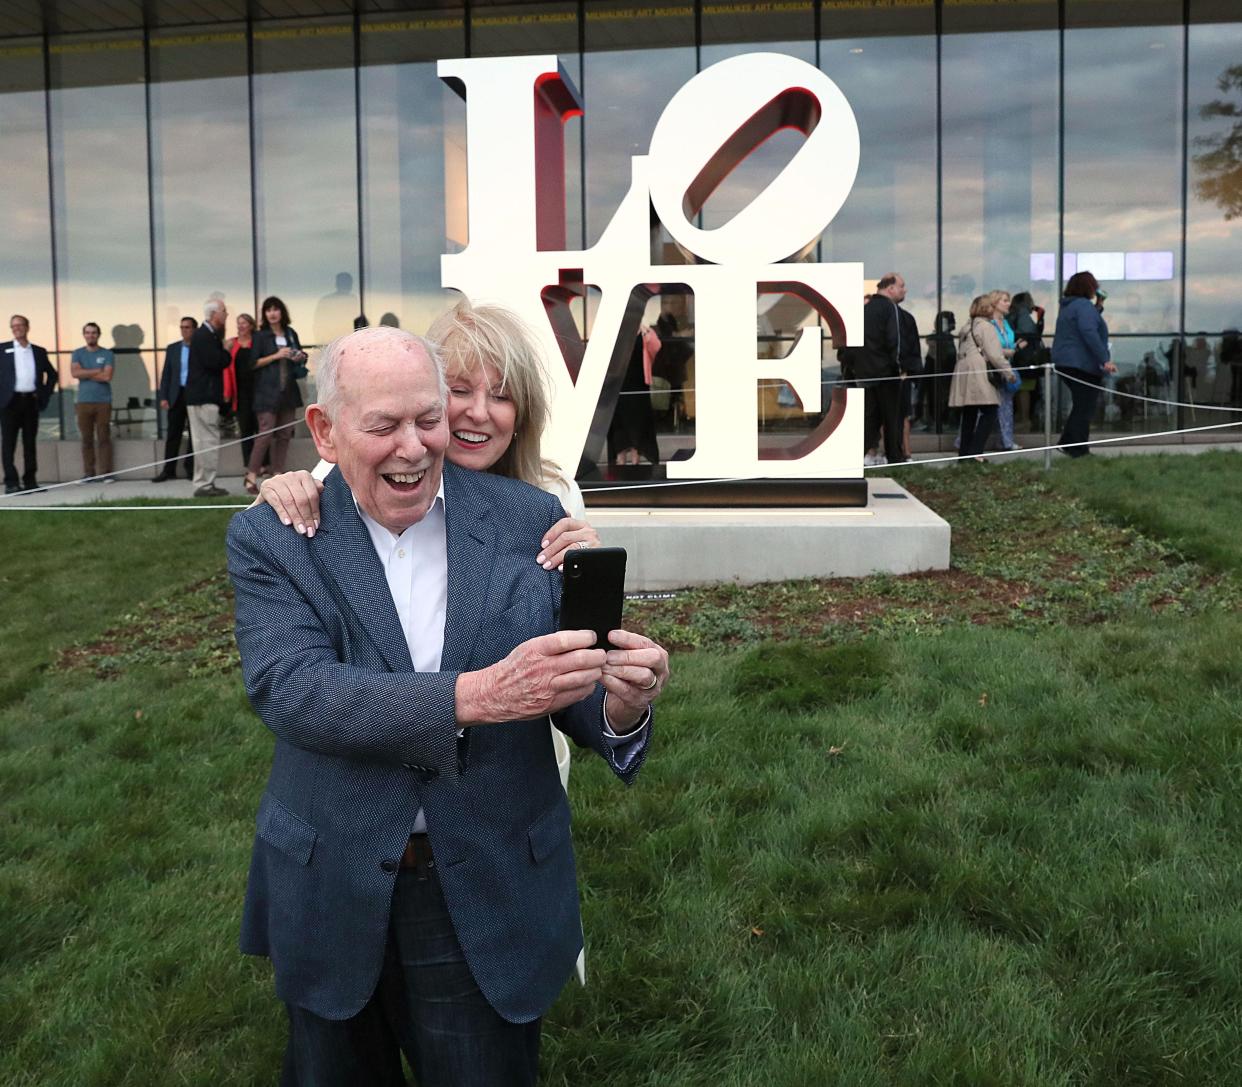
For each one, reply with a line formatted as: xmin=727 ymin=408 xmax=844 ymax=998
xmin=2 ymin=458 xmax=1241 ymax=1085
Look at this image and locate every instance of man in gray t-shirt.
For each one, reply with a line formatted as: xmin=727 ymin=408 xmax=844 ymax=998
xmin=70 ymin=322 xmax=115 ymax=481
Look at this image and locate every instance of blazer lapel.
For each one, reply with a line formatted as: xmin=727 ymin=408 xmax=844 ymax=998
xmin=310 ymin=468 xmax=413 ymax=674
xmin=440 ymin=463 xmax=496 ymax=672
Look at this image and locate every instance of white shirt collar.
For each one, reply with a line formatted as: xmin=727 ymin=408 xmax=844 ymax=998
xmin=353 ymin=477 xmax=447 ymax=548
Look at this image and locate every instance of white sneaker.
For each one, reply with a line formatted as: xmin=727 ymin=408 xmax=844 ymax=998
xmin=863 ymin=453 xmax=878 ymax=467
xmin=876 ymin=454 xmax=888 ymax=466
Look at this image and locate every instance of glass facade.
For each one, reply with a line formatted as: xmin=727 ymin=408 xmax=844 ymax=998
xmin=2 ymin=0 xmax=1241 ymax=463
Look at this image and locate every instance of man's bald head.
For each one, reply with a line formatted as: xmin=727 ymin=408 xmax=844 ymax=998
xmin=316 ymin=326 xmax=447 ymax=420
xmin=876 ymin=273 xmax=906 ymax=303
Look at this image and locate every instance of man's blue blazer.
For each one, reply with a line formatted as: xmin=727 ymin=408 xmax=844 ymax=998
xmin=226 ymin=461 xmax=649 ymax=1024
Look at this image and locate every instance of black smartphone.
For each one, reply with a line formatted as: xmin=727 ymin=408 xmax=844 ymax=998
xmin=559 ymin=547 xmax=627 ymax=650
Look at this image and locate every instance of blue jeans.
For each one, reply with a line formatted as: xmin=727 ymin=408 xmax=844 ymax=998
xmin=996 ymin=385 xmax=1016 ymax=449
xmin=281 ymin=849 xmax=541 ymax=1087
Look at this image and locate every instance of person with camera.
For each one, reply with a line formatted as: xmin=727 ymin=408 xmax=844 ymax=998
xmin=245 ymin=295 xmax=306 ymax=494
xmin=1051 ymin=271 xmax=1116 ymax=458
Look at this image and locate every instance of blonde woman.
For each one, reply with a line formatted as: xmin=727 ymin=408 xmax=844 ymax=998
xmin=949 ymin=294 xmax=1017 ymax=458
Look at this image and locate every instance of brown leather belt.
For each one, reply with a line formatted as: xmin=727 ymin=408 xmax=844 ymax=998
xmin=400 ymin=834 xmax=434 ymax=869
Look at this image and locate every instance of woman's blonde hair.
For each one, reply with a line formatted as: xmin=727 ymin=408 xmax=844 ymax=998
xmin=968 ymin=294 xmax=995 ymax=320
xmin=426 ymin=298 xmax=563 ymax=490
xmin=986 ymin=289 xmax=1010 ymax=312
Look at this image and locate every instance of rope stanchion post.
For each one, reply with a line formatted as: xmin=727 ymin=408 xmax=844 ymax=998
xmin=1043 ymin=358 xmax=1054 ymax=471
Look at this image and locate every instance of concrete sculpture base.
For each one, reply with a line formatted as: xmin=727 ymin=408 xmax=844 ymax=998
xmin=590 ymin=479 xmax=950 ymax=591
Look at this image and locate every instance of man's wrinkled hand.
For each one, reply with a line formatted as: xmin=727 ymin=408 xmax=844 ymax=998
xmin=254 ymin=470 xmax=324 ymax=534
xmin=456 ymin=630 xmax=605 ymax=727
xmin=601 ymin=629 xmax=670 ymax=734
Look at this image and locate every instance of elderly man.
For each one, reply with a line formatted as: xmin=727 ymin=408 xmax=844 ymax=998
xmin=187 ymin=299 xmax=231 ymax=496
xmin=227 ymin=326 xmax=667 ymax=1086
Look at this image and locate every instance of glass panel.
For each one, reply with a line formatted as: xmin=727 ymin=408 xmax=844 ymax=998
xmin=582 ymin=0 xmax=694 ymax=249
xmin=818 ymin=24 xmax=938 ymax=337
xmin=699 ymin=7 xmax=822 ymax=450
xmin=1186 ymin=14 xmax=1242 ymax=332
xmin=1065 ymin=335 xmax=1184 ymax=439
xmin=1198 ymin=330 xmax=1242 ymax=408
xmin=941 ymin=2 xmax=1059 ymax=442
xmin=49 ymin=31 xmax=157 ymax=438
xmin=470 ymin=2 xmax=582 ymax=250
xmin=1064 ymin=2 xmax=1183 ymax=335
xmin=698 ymin=4 xmax=816 ymax=233
xmin=0 ymin=35 xmax=57 ymax=441
xmin=253 ymin=16 xmax=358 ymax=367
xmin=582 ymin=2 xmax=696 ymax=474
xmin=360 ymin=10 xmax=466 ymax=337
xmin=149 ymin=24 xmax=253 ymax=386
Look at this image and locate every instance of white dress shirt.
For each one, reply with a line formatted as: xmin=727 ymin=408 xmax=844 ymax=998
xmin=357 ymin=483 xmax=447 ymax=835
xmin=11 ymin=341 xmax=36 ymax=393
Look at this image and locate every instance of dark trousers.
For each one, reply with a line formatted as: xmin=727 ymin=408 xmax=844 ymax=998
xmin=237 ymin=393 xmax=259 ymax=469
xmin=1057 ymin=369 xmax=1101 ymax=457
xmin=958 ymin=404 xmax=998 ymax=457
xmin=160 ymin=396 xmax=193 ymax=478
xmin=863 ymin=379 xmax=905 ymax=463
xmin=281 ymin=848 xmax=541 ymax=1087
xmin=1 ymin=392 xmax=41 ymax=487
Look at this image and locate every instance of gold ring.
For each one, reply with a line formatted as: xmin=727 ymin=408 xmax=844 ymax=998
xmin=641 ymin=675 xmax=658 ymax=691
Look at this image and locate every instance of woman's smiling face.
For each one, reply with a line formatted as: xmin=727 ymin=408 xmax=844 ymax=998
xmin=445 ymin=360 xmax=518 ymax=471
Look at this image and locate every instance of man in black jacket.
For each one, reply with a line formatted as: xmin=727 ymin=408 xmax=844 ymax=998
xmin=186 ymin=300 xmax=231 ymax=496
xmin=897 ymin=304 xmax=923 ymax=460
xmin=856 ymin=273 xmax=907 ymax=466
xmin=153 ymin=316 xmax=197 ymax=482
xmin=1 ymin=315 xmax=59 ymax=494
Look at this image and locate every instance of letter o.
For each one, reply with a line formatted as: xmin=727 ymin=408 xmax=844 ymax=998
xmin=647 ymin=53 xmax=861 ymax=266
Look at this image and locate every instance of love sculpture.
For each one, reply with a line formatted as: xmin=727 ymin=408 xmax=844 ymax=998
xmin=438 ymin=52 xmax=865 ymax=487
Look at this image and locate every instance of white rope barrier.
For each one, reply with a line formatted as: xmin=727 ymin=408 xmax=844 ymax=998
xmin=1 ymin=415 xmax=1237 ymax=511
xmin=0 ymin=412 xmax=304 ymax=503
xmin=619 ymin=364 xmax=1242 ymax=413
xmin=1 ymin=368 xmax=1239 ymax=512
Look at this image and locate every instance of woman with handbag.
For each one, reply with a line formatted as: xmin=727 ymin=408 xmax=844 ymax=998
xmin=949 ymin=294 xmax=1016 ymax=459
xmin=245 ymin=295 xmax=306 ymax=494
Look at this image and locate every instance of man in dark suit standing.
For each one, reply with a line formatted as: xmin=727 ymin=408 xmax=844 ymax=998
xmin=186 ymin=300 xmax=230 ymax=496
xmin=857 ymin=273 xmax=908 ymax=466
xmin=227 ymin=326 xmax=667 ymax=1086
xmin=1 ymin=314 xmax=58 ymax=494
xmin=897 ymin=302 xmax=923 ymax=461
xmin=153 ymin=315 xmax=197 ymax=482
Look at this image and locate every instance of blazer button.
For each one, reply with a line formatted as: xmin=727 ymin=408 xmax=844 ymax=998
xmin=380 ymin=859 xmax=398 ymax=874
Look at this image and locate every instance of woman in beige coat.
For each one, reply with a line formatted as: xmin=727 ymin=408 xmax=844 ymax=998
xmin=949 ymin=294 xmax=1017 ymax=458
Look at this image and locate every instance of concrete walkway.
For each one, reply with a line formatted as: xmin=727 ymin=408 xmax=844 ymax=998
xmin=1 ymin=442 xmax=1238 ymax=509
